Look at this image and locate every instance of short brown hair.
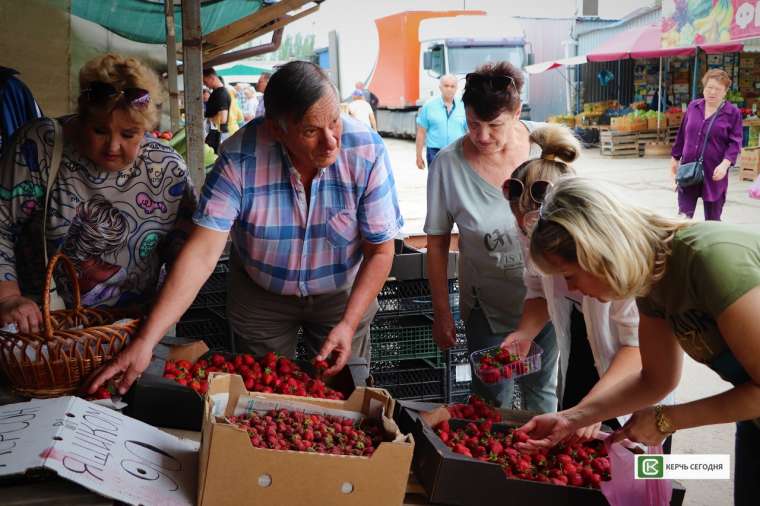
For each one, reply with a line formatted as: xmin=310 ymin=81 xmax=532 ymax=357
xmin=701 ymin=69 xmax=731 ymax=89
xmin=78 ymin=53 xmax=163 ymax=130
xmin=462 ymin=61 xmax=524 ymax=121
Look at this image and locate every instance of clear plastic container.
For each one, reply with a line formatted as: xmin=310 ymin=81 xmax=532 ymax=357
xmin=469 ymin=342 xmax=543 ymax=385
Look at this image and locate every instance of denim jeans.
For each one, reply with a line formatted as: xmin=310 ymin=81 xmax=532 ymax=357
xmin=735 ymin=420 xmax=760 ymax=506
xmin=465 ymin=305 xmax=559 ymax=412
xmin=426 ymin=147 xmax=441 ymax=166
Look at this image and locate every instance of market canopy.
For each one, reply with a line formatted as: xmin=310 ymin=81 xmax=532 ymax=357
xmin=525 ymin=55 xmax=587 ymax=75
xmin=70 ymin=0 xmax=321 ymax=63
xmin=586 ymin=24 xmax=743 ymax=62
xmin=71 ymin=0 xmax=264 ymax=45
xmin=217 ymin=63 xmax=270 ymax=77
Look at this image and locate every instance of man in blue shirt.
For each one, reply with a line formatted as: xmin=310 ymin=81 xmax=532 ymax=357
xmin=0 ymin=67 xmax=41 ymax=157
xmin=415 ymin=74 xmax=467 ymax=170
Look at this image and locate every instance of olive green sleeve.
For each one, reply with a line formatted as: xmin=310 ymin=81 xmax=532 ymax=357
xmin=691 ymin=241 xmax=760 ymax=318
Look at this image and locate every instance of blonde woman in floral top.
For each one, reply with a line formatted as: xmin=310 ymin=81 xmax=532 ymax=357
xmin=0 ymin=53 xmax=195 ymax=333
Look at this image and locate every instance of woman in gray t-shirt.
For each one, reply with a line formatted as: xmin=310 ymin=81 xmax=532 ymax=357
xmin=424 ymin=61 xmax=558 ymax=411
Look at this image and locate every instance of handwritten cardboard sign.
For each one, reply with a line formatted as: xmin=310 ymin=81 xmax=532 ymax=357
xmin=0 ymin=396 xmax=198 ymax=506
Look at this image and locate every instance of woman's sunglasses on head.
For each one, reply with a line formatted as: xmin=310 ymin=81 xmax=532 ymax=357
xmin=465 ymin=73 xmax=516 ymax=92
xmin=81 ymin=81 xmax=151 ymax=109
xmin=502 ymin=178 xmax=552 ymax=205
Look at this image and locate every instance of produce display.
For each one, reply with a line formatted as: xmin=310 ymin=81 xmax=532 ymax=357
xmin=447 ymin=395 xmax=502 ymax=422
xmin=434 ymin=419 xmax=611 ymax=489
xmin=162 ymin=352 xmax=344 ymax=399
xmin=226 ymin=408 xmax=384 ymax=456
xmin=150 ymin=130 xmax=174 ymax=141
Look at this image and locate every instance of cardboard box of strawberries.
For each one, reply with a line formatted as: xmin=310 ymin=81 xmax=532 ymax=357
xmin=122 ymin=338 xmax=369 ymax=431
xmin=396 ymin=399 xmax=686 ymax=506
xmin=198 ymin=373 xmax=414 ymax=506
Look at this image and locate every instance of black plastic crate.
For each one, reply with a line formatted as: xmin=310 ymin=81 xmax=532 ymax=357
xmin=376 ymin=278 xmax=458 ymax=317
xmin=369 ymin=359 xmax=445 ymax=402
xmin=369 ymin=313 xmax=445 ymax=364
xmin=200 ymin=271 xmax=227 ymax=293
xmin=190 ymin=290 xmax=226 ymax=310
xmin=446 ymin=344 xmax=472 ymax=403
xmin=175 ymin=308 xmax=231 ymax=351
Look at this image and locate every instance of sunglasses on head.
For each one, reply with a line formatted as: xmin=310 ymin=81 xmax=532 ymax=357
xmin=465 ymin=73 xmax=516 ymax=92
xmin=81 ymin=81 xmax=150 ymax=109
xmin=502 ymin=178 xmax=552 ymax=204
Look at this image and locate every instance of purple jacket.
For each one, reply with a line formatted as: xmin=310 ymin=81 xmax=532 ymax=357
xmin=671 ymin=98 xmax=743 ymax=201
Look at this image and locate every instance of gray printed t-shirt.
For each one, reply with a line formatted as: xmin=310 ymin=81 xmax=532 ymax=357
xmin=424 ymin=122 xmax=542 ymax=335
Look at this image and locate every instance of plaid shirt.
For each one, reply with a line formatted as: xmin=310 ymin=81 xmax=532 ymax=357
xmin=194 ymin=116 xmax=403 ymax=296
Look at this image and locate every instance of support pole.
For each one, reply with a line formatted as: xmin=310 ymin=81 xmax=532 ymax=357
xmin=691 ymin=49 xmax=700 ymax=101
xmin=657 ymin=56 xmax=663 ymax=132
xmin=165 ymin=0 xmax=180 ymax=132
xmin=182 ymin=0 xmax=205 ymax=187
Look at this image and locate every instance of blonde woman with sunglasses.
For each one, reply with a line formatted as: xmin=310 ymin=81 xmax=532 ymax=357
xmin=516 ymin=176 xmax=760 ymax=505
xmin=503 ymin=125 xmax=673 ymax=449
xmin=0 ymin=53 xmax=196 ymax=333
xmin=425 ymin=61 xmax=559 ymax=411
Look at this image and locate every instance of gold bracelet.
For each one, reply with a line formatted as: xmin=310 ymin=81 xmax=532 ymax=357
xmin=654 ymin=404 xmax=676 ymax=435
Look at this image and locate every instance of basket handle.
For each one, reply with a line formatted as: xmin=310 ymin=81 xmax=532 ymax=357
xmin=42 ymin=252 xmax=82 ymax=339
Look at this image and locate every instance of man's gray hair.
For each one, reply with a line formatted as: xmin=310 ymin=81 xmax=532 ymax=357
xmin=264 ymin=61 xmax=337 ymax=124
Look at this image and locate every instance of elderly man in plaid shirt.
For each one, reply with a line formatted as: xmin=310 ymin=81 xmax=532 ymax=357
xmin=91 ymin=61 xmax=403 ymax=394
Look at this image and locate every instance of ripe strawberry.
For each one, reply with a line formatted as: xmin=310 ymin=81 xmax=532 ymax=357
xmin=453 ymin=444 xmax=472 ymax=457
xmin=210 ymin=353 xmax=226 ymax=367
xmin=479 ymin=365 xmax=501 ymax=384
xmin=591 ymin=457 xmax=610 ymax=473
xmin=568 ymin=472 xmax=584 ymax=487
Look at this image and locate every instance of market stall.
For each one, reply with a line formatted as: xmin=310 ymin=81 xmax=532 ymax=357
xmin=533 ymin=23 xmax=746 ymax=157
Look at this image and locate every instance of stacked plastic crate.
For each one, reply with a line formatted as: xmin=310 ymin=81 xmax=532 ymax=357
xmin=368 ymin=241 xmax=469 ymax=402
xmin=175 ymin=257 xmax=233 ymax=351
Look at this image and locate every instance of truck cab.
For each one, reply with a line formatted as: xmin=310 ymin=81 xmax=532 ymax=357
xmin=419 ymin=16 xmax=531 ymax=118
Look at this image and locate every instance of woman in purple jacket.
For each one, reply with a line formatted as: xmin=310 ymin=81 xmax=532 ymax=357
xmin=670 ymin=69 xmax=743 ymax=221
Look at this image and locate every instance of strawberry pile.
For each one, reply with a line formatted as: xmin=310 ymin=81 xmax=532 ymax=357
xmin=447 ymin=395 xmax=502 ymax=422
xmin=435 ymin=419 xmax=611 ymax=488
xmin=228 ymin=408 xmax=384 ymax=456
xmin=477 ymin=347 xmax=530 ymax=384
xmin=86 ymin=383 xmax=117 ymax=401
xmin=162 ymin=352 xmax=344 ymax=399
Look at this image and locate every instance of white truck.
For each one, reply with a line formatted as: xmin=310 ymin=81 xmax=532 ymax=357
xmin=316 ymin=10 xmax=533 ymax=137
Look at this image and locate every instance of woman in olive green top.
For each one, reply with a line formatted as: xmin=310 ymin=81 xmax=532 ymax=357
xmin=515 ymin=177 xmax=760 ymax=506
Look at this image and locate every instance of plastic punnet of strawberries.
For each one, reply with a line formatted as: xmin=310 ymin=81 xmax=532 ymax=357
xmin=227 ymin=408 xmax=384 ymax=456
xmin=162 ymin=351 xmax=345 ymax=399
xmin=434 ymin=419 xmax=611 ymax=489
xmin=447 ymin=395 xmax=503 ymax=422
xmin=478 ymin=347 xmax=530 ymax=384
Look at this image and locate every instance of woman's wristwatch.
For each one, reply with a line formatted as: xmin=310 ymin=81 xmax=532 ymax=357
xmin=654 ymin=404 xmax=676 ymax=435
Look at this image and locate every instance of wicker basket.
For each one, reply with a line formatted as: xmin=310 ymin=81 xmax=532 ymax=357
xmin=0 ymin=253 xmax=140 ymax=397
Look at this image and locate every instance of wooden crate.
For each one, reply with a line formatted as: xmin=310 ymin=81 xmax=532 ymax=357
xmin=741 ymin=167 xmax=759 ymax=182
xmin=739 ymin=147 xmax=760 ymax=170
xmin=600 ymin=130 xmax=640 ymax=157
xmin=667 ymin=126 xmax=679 ymax=144
xmin=637 ymin=130 xmax=669 ymax=155
xmin=644 ymin=142 xmax=673 ymax=157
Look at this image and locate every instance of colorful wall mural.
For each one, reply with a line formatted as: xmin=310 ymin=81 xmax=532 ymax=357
xmin=661 ymin=0 xmax=760 ymax=47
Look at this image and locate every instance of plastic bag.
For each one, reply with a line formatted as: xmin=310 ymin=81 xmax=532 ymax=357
xmin=599 ymin=436 xmax=672 ymax=506
xmin=749 ymin=175 xmax=760 ymax=200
